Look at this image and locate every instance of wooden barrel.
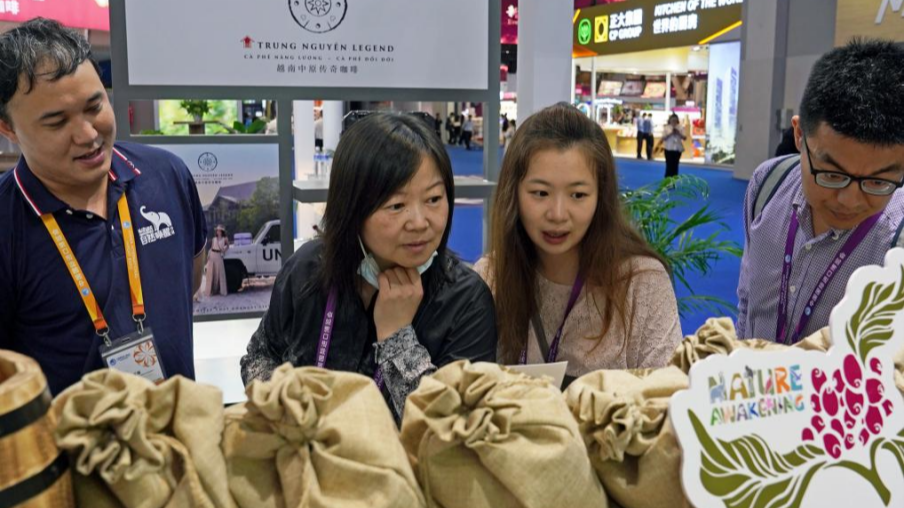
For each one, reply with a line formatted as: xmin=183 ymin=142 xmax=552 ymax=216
xmin=0 ymin=350 xmax=74 ymax=508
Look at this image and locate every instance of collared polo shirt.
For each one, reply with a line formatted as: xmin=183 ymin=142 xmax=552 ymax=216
xmin=737 ymin=156 xmax=904 ymax=342
xmin=0 ymin=141 xmax=207 ymax=395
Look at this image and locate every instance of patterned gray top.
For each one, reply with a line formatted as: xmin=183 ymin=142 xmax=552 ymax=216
xmin=374 ymin=325 xmax=437 ymax=418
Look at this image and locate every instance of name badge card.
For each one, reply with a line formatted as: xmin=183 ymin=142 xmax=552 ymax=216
xmin=99 ymin=328 xmax=166 ymax=384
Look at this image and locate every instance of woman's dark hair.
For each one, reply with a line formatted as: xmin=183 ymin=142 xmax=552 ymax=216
xmin=489 ymin=103 xmax=667 ymax=363
xmin=0 ymin=17 xmax=99 ymax=124
xmin=799 ymin=38 xmax=904 ymax=145
xmin=318 ymin=112 xmax=455 ymax=298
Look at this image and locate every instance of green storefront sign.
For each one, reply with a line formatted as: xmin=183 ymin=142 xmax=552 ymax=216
xmin=574 ymin=0 xmax=743 ymax=56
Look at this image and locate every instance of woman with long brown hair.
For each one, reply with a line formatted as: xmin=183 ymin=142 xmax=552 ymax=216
xmin=475 ymin=103 xmax=681 ymax=384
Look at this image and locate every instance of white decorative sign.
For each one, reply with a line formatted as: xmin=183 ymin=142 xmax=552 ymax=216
xmin=124 ymin=0 xmax=489 ymax=90
xmin=672 ymin=249 xmax=904 ymax=507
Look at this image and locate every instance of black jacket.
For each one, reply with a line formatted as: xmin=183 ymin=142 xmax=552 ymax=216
xmin=241 ymin=239 xmax=497 ymax=410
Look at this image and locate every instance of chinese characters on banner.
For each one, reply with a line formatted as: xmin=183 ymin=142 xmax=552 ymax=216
xmin=0 ymin=1 xmax=21 ymax=16
xmin=653 ymin=0 xmax=741 ymax=35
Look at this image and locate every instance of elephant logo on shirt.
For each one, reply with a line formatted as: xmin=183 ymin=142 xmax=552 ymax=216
xmin=138 ymin=206 xmax=176 ymax=246
xmin=140 ymin=206 xmax=173 ymax=233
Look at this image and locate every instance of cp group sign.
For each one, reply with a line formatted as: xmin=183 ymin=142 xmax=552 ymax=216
xmin=574 ymin=0 xmax=743 ymax=56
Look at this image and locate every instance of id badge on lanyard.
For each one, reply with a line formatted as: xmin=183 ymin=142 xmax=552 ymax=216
xmin=42 ymin=192 xmax=165 ymax=381
xmin=99 ymin=328 xmax=166 ymax=383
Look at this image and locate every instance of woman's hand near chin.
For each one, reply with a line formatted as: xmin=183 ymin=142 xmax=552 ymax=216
xmin=374 ymin=267 xmax=424 ymax=341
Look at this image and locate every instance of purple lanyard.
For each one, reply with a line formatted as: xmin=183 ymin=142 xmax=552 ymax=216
xmin=776 ymin=210 xmax=881 ymax=344
xmin=520 ymin=276 xmax=585 ymax=364
xmin=317 ymin=286 xmax=384 ymax=388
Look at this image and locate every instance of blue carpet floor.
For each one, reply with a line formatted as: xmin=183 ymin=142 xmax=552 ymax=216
xmin=445 ymin=144 xmax=749 ymax=335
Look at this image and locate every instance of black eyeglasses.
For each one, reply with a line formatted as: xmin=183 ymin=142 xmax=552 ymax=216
xmin=803 ymin=137 xmax=904 ymax=197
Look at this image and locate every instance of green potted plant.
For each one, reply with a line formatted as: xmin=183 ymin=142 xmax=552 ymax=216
xmin=621 ymin=174 xmax=743 ymax=317
xmin=179 ymin=99 xmax=210 ymax=122
xmin=178 ymin=100 xmax=211 ymax=134
xmin=230 ymin=119 xmax=268 ymax=134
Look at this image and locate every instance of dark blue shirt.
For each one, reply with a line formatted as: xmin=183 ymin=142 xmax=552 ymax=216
xmin=0 ymin=142 xmax=207 ymax=395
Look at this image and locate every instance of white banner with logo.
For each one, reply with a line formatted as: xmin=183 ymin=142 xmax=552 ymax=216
xmin=124 ymin=0 xmax=489 ymax=90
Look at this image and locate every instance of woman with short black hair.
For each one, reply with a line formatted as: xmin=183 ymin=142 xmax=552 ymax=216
xmin=241 ymin=113 xmax=498 ymax=420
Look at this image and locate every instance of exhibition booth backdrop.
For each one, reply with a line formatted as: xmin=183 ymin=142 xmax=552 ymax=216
xmin=109 ymin=0 xmax=502 ymax=322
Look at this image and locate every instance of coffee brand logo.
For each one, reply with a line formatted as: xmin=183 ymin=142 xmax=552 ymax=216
xmin=198 ymin=152 xmax=218 ymax=172
xmin=289 ymin=0 xmax=348 ymax=34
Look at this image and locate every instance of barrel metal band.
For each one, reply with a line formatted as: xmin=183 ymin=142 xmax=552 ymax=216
xmin=0 ymin=387 xmax=51 ymax=437
xmin=0 ymin=452 xmax=69 ymax=508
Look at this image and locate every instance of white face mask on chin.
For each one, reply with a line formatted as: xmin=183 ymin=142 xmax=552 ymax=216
xmin=357 ymin=236 xmax=437 ymax=289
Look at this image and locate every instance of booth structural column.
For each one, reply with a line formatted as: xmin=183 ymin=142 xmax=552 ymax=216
xmin=293 ymin=100 xmax=318 ymax=241
xmin=516 ymin=0 xmax=573 ymax=120
xmin=571 ymin=60 xmax=577 ymax=104
xmin=665 ymin=72 xmax=672 ymax=116
xmin=591 ymin=57 xmax=596 ymax=118
xmin=734 ymin=0 xmax=789 ymax=180
xmin=322 ymin=100 xmax=342 ymax=152
xmin=293 ymin=101 xmax=315 ymax=179
xmin=129 ymin=101 xmax=155 ymax=134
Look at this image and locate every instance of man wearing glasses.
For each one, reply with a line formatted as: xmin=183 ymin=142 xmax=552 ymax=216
xmin=737 ymin=39 xmax=904 ymax=343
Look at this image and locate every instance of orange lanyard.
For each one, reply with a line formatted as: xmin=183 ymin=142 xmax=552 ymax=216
xmin=41 ymin=193 xmax=145 ymax=345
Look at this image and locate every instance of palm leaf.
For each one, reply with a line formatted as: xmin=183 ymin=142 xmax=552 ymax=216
xmin=678 ymin=295 xmax=738 ymax=318
xmin=621 ymin=175 xmax=742 ymax=319
xmin=845 ymin=266 xmax=904 ymax=363
xmin=688 ymin=410 xmax=826 ymax=508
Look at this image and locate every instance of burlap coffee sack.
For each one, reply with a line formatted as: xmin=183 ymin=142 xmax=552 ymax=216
xmin=670 ymin=317 xmax=831 ymax=374
xmin=222 ymin=364 xmax=424 ymax=508
xmin=400 ymin=360 xmax=607 ymax=508
xmin=52 ymin=370 xmax=233 ymax=508
xmin=565 ymin=367 xmax=690 ymax=508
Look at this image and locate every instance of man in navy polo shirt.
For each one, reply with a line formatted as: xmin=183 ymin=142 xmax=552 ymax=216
xmin=0 ymin=19 xmax=208 ymax=395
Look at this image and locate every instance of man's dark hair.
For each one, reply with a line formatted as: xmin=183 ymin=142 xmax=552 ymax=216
xmin=0 ymin=17 xmax=99 ymax=124
xmin=799 ymin=38 xmax=904 ymax=145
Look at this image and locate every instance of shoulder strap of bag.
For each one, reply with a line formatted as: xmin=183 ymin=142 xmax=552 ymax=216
xmin=752 ymin=154 xmax=801 ymax=221
xmin=893 ymin=219 xmax=904 ymax=250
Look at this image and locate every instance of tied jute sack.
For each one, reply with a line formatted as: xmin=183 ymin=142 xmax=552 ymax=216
xmin=670 ymin=317 xmax=831 ymax=374
xmin=52 ymin=370 xmax=234 ymax=508
xmin=566 ymin=367 xmax=691 ymax=508
xmin=222 ymin=364 xmax=425 ymax=508
xmin=400 ymin=360 xmax=607 ymax=508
